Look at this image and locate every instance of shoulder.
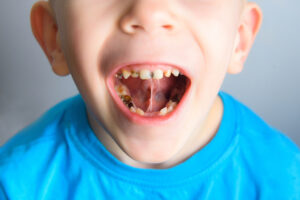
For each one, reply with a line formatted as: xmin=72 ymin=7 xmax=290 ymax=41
xmin=222 ymin=92 xmax=300 ymax=196
xmin=227 ymin=93 xmax=299 ymax=154
xmin=221 ymin=92 xmax=298 ymax=152
xmin=0 ymin=94 xmax=83 ymax=173
xmin=0 ymin=95 xmax=86 ymax=198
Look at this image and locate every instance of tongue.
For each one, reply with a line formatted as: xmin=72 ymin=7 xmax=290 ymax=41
xmin=121 ymin=77 xmax=178 ymax=112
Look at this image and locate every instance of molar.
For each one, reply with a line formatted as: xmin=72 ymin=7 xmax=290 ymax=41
xmin=130 ymin=107 xmax=136 ymax=113
xmin=115 ymin=85 xmax=128 ymax=96
xmin=136 ymin=108 xmax=145 ymax=116
xmin=167 ymin=101 xmax=177 ymax=112
xmin=159 ymin=107 xmax=168 ymax=116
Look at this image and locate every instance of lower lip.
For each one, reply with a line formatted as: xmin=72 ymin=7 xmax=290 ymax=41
xmin=106 ymin=77 xmax=191 ymax=125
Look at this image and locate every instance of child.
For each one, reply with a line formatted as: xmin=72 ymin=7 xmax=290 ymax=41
xmin=0 ymin=0 xmax=299 ymax=199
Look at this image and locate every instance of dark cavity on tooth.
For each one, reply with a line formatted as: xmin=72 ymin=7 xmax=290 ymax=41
xmin=121 ymin=95 xmax=134 ymax=108
xmin=128 ymin=102 xmax=134 ymax=108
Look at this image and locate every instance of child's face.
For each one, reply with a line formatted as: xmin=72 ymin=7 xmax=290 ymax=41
xmin=38 ymin=0 xmax=260 ymax=164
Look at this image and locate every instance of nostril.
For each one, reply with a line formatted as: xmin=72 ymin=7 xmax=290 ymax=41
xmin=162 ymin=24 xmax=173 ymax=30
xmin=132 ymin=24 xmax=142 ymax=29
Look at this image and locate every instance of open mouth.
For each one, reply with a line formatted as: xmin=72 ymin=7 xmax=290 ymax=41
xmin=108 ymin=64 xmax=191 ymax=120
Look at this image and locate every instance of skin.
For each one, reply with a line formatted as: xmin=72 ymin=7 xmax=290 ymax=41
xmin=31 ymin=0 xmax=262 ymax=169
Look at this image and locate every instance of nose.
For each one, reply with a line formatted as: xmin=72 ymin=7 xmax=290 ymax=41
xmin=119 ymin=0 xmax=179 ymax=35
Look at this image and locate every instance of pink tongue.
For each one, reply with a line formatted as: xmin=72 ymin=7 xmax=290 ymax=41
xmin=121 ymin=77 xmax=177 ymax=112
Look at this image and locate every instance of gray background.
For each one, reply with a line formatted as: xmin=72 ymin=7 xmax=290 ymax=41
xmin=0 ymin=0 xmax=299 ymax=146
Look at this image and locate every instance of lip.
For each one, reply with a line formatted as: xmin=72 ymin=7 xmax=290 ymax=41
xmin=106 ymin=62 xmax=192 ymax=125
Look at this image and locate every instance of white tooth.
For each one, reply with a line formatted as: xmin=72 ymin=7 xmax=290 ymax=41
xmin=130 ymin=107 xmax=136 ymax=113
xmin=122 ymin=70 xmax=131 ymax=79
xmin=153 ymin=69 xmax=164 ymax=79
xmin=167 ymin=106 xmax=174 ymax=113
xmin=159 ymin=107 xmax=168 ymax=116
xmin=167 ymin=101 xmax=177 ymax=112
xmin=139 ymin=69 xmax=152 ymax=80
xmin=164 ymin=69 xmax=171 ymax=78
xmin=172 ymin=69 xmax=180 ymax=77
xmin=136 ymin=108 xmax=145 ymax=116
xmin=131 ymin=71 xmax=139 ymax=78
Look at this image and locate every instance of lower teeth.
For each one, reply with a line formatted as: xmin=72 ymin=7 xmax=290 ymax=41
xmin=136 ymin=108 xmax=145 ymax=116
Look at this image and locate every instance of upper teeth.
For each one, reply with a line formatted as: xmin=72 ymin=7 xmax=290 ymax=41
xmin=118 ymin=68 xmax=181 ymax=80
xmin=122 ymin=69 xmax=131 ymax=79
xmin=171 ymin=69 xmax=180 ymax=77
xmin=140 ymin=69 xmax=152 ymax=80
xmin=153 ymin=69 xmax=163 ymax=79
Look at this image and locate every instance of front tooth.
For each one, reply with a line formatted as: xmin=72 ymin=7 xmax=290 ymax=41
xmin=131 ymin=71 xmax=139 ymax=78
xmin=136 ymin=108 xmax=145 ymax=116
xmin=122 ymin=70 xmax=131 ymax=79
xmin=164 ymin=69 xmax=171 ymax=78
xmin=139 ymin=69 xmax=152 ymax=80
xmin=159 ymin=107 xmax=168 ymax=116
xmin=172 ymin=69 xmax=180 ymax=77
xmin=153 ymin=69 xmax=164 ymax=79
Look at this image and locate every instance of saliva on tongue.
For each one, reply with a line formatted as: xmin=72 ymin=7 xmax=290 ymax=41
xmin=121 ymin=76 xmax=183 ymax=113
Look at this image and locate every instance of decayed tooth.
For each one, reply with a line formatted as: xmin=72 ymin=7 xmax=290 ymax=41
xmin=121 ymin=95 xmax=131 ymax=104
xmin=122 ymin=69 xmax=131 ymax=79
xmin=164 ymin=69 xmax=171 ymax=78
xmin=159 ymin=107 xmax=168 ymax=116
xmin=172 ymin=69 xmax=180 ymax=77
xmin=136 ymin=108 xmax=145 ymax=116
xmin=139 ymin=69 xmax=152 ymax=80
xmin=153 ymin=69 xmax=164 ymax=79
xmin=115 ymin=85 xmax=128 ymax=96
xmin=131 ymin=71 xmax=139 ymax=78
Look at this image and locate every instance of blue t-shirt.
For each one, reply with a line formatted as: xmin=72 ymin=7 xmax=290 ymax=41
xmin=0 ymin=92 xmax=299 ymax=199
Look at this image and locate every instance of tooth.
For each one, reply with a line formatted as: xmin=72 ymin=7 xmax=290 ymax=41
xmin=122 ymin=70 xmax=131 ymax=79
xmin=128 ymin=102 xmax=134 ymax=108
xmin=116 ymin=85 xmax=128 ymax=96
xmin=159 ymin=107 xmax=168 ymax=116
xmin=122 ymin=95 xmax=131 ymax=104
xmin=115 ymin=73 xmax=122 ymax=79
xmin=139 ymin=69 xmax=152 ymax=80
xmin=130 ymin=107 xmax=136 ymax=113
xmin=164 ymin=69 xmax=171 ymax=78
xmin=136 ymin=108 xmax=145 ymax=116
xmin=153 ymin=69 xmax=164 ymax=80
xmin=172 ymin=69 xmax=180 ymax=77
xmin=131 ymin=71 xmax=139 ymax=78
xmin=167 ymin=101 xmax=177 ymax=112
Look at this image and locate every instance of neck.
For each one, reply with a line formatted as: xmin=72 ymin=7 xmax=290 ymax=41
xmin=88 ymin=96 xmax=223 ymax=169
